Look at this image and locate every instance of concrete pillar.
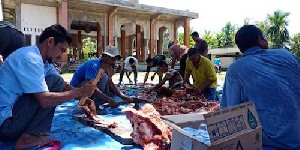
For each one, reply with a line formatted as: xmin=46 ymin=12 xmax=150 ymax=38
xmin=121 ymin=29 xmax=126 ymax=58
xmin=0 ymin=0 xmax=3 ymax=20
xmin=107 ymin=15 xmax=113 ymax=45
xmin=129 ymin=36 xmax=133 ymax=56
xmin=149 ymin=19 xmax=155 ymax=57
xmin=141 ymin=31 xmax=145 ymax=61
xmin=146 ymin=39 xmax=149 ymax=58
xmin=157 ymin=28 xmax=163 ymax=54
xmin=97 ymin=22 xmax=103 ymax=57
xmin=114 ymin=37 xmax=118 ymax=47
xmin=174 ymin=22 xmax=178 ymax=44
xmin=72 ymin=34 xmax=77 ymax=60
xmin=184 ymin=17 xmax=190 ymax=47
xmin=136 ymin=25 xmax=141 ymax=61
xmin=15 ymin=0 xmax=21 ymax=30
xmin=60 ymin=0 xmax=68 ymax=29
xmin=107 ymin=6 xmax=117 ymax=46
xmin=78 ymin=31 xmax=82 ymax=60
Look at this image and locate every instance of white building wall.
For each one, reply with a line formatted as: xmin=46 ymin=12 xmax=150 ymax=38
xmin=0 ymin=0 xmax=3 ymax=21
xmin=21 ymin=3 xmax=57 ymax=45
xmin=155 ymin=21 xmax=173 ymax=41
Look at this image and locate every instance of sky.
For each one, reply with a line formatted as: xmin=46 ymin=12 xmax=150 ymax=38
xmin=139 ymin=0 xmax=300 ymax=36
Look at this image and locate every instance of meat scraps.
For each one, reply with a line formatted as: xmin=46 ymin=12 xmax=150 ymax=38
xmin=122 ymin=104 xmax=172 ymax=149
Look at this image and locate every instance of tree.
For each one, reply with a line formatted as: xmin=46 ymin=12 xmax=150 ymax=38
xmin=266 ymin=10 xmax=290 ymax=48
xmin=221 ymin=22 xmax=236 ymax=48
xmin=202 ymin=30 xmax=218 ymax=49
xmin=177 ymin=30 xmax=195 ymax=48
xmin=214 ymin=22 xmax=236 ymax=48
xmin=82 ymin=37 xmax=97 ymax=60
xmin=290 ymin=33 xmax=300 ymax=57
xmin=243 ymin=18 xmax=252 ymax=25
xmin=256 ymin=20 xmax=269 ymax=38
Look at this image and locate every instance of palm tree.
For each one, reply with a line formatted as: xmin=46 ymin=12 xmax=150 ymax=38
xmin=202 ymin=30 xmax=217 ymax=49
xmin=221 ymin=22 xmax=236 ymax=48
xmin=267 ymin=10 xmax=290 ymax=48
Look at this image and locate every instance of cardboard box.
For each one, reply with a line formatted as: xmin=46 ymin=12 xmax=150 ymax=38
xmin=162 ymin=102 xmax=262 ymax=150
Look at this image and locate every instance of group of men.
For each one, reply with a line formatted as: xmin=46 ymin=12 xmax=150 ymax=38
xmin=0 ymin=20 xmax=299 ymax=149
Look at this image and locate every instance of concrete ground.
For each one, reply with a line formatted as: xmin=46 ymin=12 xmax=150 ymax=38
xmin=61 ymin=71 xmax=226 ymax=99
xmin=62 ymin=71 xmax=226 ymax=87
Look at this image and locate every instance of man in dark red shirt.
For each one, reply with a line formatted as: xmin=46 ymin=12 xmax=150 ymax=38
xmin=191 ymin=31 xmax=208 ymax=57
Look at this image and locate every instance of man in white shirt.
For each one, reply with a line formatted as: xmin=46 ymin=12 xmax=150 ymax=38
xmin=119 ymin=56 xmax=138 ymax=85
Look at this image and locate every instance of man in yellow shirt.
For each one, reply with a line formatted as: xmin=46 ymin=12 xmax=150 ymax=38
xmin=184 ymin=48 xmax=218 ymax=100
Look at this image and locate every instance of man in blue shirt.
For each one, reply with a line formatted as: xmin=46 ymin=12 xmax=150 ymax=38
xmin=70 ymin=46 xmax=132 ymax=110
xmin=221 ymin=25 xmax=300 ymax=149
xmin=214 ymin=56 xmax=221 ymax=74
xmin=0 ymin=25 xmax=97 ymax=149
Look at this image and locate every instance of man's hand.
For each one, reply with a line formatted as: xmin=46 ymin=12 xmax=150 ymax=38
xmin=80 ymin=83 xmax=97 ymax=98
xmin=122 ymin=96 xmax=133 ymax=103
xmin=107 ymin=100 xmax=119 ymax=108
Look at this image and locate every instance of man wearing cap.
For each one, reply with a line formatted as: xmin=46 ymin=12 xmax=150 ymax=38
xmin=191 ymin=31 xmax=208 ymax=57
xmin=70 ymin=46 xmax=132 ymax=111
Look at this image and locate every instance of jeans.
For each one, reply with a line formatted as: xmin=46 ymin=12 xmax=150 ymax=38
xmin=202 ymin=88 xmax=217 ymax=101
xmin=179 ymin=54 xmax=188 ymax=78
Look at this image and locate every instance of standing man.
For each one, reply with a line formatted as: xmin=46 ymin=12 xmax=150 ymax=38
xmin=214 ymin=56 xmax=221 ymax=74
xmin=191 ymin=31 xmax=208 ymax=57
xmin=70 ymin=46 xmax=132 ymax=110
xmin=221 ymin=25 xmax=300 ymax=149
xmin=168 ymin=42 xmax=189 ymax=78
xmin=184 ymin=48 xmax=217 ymax=100
xmin=143 ymin=54 xmax=166 ymax=83
xmin=0 ymin=24 xmax=97 ymax=149
xmin=119 ymin=56 xmax=138 ymax=85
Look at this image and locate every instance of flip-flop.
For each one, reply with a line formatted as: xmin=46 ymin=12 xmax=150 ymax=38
xmin=35 ymin=140 xmax=61 ymax=150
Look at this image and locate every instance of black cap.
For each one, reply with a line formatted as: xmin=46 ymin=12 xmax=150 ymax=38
xmin=191 ymin=31 xmax=199 ymax=37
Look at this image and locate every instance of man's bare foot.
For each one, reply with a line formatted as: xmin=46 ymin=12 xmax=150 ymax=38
xmin=15 ymin=133 xmax=52 ymax=150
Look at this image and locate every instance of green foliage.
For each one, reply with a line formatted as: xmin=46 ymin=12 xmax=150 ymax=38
xmin=221 ymin=22 xmax=236 ymax=48
xmin=82 ymin=37 xmax=97 ymax=61
xmin=203 ymin=30 xmax=218 ymax=49
xmin=290 ymin=33 xmax=300 ymax=57
xmin=177 ymin=32 xmax=195 ymax=48
xmin=266 ymin=10 xmax=290 ymax=48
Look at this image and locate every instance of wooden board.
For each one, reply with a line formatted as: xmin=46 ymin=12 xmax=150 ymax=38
xmin=72 ymin=114 xmax=134 ymax=145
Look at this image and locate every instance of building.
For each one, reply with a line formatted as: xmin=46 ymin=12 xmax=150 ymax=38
xmin=2 ymin=0 xmax=198 ymax=63
xmin=208 ymin=47 xmax=241 ymax=69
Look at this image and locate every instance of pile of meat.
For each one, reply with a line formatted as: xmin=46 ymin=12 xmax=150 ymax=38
xmin=150 ymin=89 xmax=220 ymax=115
xmin=152 ymin=97 xmax=219 ymax=115
xmin=122 ymin=104 xmax=172 ymax=150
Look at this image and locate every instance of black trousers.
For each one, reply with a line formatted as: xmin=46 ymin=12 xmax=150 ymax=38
xmin=179 ymin=54 xmax=188 ymax=78
xmin=0 ymin=75 xmax=64 ymax=142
